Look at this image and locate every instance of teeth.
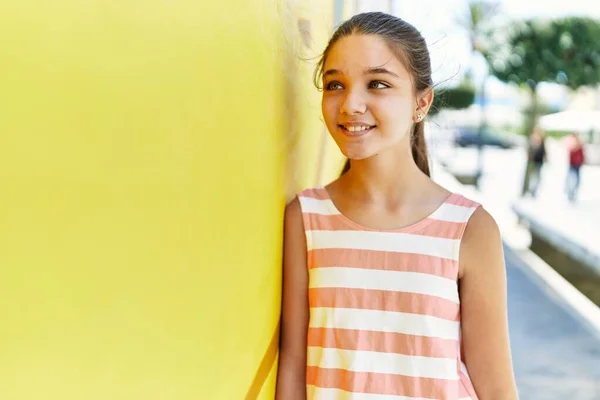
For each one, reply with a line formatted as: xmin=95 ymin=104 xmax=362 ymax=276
xmin=346 ymin=125 xmax=372 ymax=132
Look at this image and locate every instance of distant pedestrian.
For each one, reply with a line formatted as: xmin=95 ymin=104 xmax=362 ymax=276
xmin=565 ymin=133 xmax=585 ymax=202
xmin=527 ymin=127 xmax=546 ymax=197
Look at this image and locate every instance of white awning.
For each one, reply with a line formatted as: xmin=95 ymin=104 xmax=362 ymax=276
xmin=538 ymin=110 xmax=600 ymax=132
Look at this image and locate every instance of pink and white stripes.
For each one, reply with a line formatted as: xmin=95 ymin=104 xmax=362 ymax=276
xmin=298 ymin=187 xmax=481 ymax=400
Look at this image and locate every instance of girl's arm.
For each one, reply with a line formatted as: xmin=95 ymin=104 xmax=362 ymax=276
xmin=459 ymin=207 xmax=519 ymax=400
xmin=275 ymin=198 xmax=309 ymax=399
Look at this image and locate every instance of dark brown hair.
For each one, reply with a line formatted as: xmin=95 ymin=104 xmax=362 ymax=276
xmin=314 ymin=12 xmax=432 ymax=176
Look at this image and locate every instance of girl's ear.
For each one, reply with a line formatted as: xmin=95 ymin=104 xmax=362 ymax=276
xmin=415 ymin=88 xmax=434 ymax=117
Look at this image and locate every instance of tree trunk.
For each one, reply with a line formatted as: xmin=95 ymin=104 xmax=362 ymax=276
xmin=520 ymin=84 xmax=539 ymax=196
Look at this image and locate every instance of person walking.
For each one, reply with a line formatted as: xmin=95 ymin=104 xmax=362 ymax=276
xmin=527 ymin=128 xmax=546 ymax=197
xmin=565 ymin=132 xmax=585 ymax=202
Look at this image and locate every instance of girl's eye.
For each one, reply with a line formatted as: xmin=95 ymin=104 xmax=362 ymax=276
xmin=368 ymin=81 xmax=390 ymax=89
xmin=325 ymin=82 xmax=343 ymax=91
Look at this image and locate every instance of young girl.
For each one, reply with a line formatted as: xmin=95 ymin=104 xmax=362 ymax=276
xmin=277 ymin=12 xmax=518 ymax=400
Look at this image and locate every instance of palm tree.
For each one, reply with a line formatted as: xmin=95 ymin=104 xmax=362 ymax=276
xmin=459 ymin=0 xmax=499 ymax=73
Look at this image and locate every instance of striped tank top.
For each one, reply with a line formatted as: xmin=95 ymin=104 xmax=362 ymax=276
xmin=297 ymin=187 xmax=481 ymax=400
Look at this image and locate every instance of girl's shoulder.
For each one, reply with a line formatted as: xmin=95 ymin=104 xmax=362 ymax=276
xmin=458 ymin=204 xmax=502 ymax=278
xmin=295 ymin=186 xmax=327 ymax=200
xmin=293 ymin=186 xmax=332 ymax=218
xmin=444 ymin=191 xmax=480 ymax=209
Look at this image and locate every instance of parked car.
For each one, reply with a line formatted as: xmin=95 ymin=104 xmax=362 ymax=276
xmin=454 ymin=127 xmax=518 ymax=149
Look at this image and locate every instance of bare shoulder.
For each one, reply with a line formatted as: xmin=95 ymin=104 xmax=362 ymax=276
xmin=464 ymin=206 xmax=500 ymax=241
xmin=285 ymin=196 xmax=302 ymax=222
xmin=283 ymin=196 xmax=307 ymax=266
xmin=459 ymin=206 xmax=503 ymax=278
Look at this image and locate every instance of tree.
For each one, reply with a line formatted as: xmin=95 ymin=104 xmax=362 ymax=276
xmin=430 ymin=83 xmax=476 ymax=115
xmin=487 ymin=17 xmax=600 ymax=195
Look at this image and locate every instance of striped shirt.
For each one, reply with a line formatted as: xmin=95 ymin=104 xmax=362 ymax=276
xmin=297 ymin=187 xmax=481 ymax=400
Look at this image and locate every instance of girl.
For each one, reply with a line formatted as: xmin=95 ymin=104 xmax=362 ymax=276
xmin=277 ymin=12 xmax=518 ymax=400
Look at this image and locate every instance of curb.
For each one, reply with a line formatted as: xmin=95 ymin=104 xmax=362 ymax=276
xmin=513 ymin=203 xmax=600 ymax=277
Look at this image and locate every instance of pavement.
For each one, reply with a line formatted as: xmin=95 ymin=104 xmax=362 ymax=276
xmin=505 ymin=247 xmax=600 ymax=400
xmin=430 ymin=139 xmax=600 ymax=400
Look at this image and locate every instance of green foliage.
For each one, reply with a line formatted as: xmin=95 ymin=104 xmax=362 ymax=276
xmin=487 ymin=17 xmax=600 ymax=89
xmin=430 ymin=84 xmax=476 ymax=115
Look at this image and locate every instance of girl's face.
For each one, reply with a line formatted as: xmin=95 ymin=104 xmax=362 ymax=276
xmin=321 ymin=34 xmax=422 ymax=161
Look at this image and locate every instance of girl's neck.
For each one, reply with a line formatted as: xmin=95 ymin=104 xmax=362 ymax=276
xmin=339 ymin=153 xmax=431 ymax=204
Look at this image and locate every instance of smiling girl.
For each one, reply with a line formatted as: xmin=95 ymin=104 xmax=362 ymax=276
xmin=276 ymin=12 xmax=518 ymax=400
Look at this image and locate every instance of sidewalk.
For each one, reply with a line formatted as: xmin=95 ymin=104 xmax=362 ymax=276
xmin=431 ymin=156 xmax=600 ymax=400
xmin=504 ymin=248 xmax=600 ymax=399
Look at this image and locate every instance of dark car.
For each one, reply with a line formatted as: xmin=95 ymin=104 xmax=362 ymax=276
xmin=454 ymin=127 xmax=516 ymax=149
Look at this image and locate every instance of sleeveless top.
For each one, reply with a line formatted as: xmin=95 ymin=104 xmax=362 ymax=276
xmin=297 ymin=187 xmax=481 ymax=400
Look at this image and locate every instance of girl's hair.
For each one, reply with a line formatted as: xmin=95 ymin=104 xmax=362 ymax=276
xmin=314 ymin=12 xmax=432 ymax=177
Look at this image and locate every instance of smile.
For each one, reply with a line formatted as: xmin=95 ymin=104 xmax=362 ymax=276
xmin=339 ymin=124 xmax=375 ymax=136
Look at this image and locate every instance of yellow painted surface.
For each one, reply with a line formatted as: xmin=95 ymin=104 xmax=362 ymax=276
xmin=285 ymin=0 xmax=346 ymax=194
xmin=0 ymin=1 xmax=286 ymax=398
xmin=0 ymin=0 xmax=370 ymax=398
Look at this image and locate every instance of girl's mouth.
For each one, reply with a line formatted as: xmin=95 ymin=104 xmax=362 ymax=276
xmin=339 ymin=125 xmax=375 ymax=137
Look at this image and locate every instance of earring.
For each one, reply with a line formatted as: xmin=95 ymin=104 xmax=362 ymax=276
xmin=417 ymin=113 xmax=424 ymax=122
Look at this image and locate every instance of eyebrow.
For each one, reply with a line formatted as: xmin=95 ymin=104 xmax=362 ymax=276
xmin=365 ymin=67 xmax=399 ymax=78
xmin=322 ymin=67 xmax=400 ymax=79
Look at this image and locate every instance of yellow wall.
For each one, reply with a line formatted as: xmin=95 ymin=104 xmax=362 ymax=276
xmin=0 ymin=0 xmax=375 ymax=398
xmin=0 ymin=1 xmax=286 ymax=398
xmin=285 ymin=0 xmax=337 ymax=195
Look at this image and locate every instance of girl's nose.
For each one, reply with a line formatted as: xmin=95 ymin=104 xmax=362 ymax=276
xmin=340 ymin=89 xmax=367 ymax=115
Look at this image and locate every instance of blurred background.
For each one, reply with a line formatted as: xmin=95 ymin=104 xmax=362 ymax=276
xmin=0 ymin=0 xmax=599 ymax=399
